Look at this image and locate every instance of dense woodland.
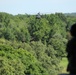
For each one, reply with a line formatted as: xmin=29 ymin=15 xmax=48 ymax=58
xmin=0 ymin=12 xmax=76 ymax=75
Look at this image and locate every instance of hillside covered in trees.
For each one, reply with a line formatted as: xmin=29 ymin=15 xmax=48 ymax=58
xmin=0 ymin=12 xmax=76 ymax=75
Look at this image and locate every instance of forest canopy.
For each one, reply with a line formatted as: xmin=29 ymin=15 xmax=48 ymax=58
xmin=0 ymin=12 xmax=76 ymax=75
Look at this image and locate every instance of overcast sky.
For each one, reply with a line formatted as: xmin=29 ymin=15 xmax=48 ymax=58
xmin=0 ymin=0 xmax=76 ymax=15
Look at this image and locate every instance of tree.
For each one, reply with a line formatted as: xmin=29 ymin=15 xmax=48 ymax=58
xmin=49 ymin=33 xmax=67 ymax=58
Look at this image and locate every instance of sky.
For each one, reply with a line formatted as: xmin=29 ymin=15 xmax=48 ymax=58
xmin=0 ymin=0 xmax=76 ymax=15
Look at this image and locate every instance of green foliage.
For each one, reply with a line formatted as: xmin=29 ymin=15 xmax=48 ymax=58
xmin=0 ymin=12 xmax=76 ymax=74
xmin=30 ymin=41 xmax=61 ymax=74
xmin=49 ymin=33 xmax=67 ymax=57
xmin=0 ymin=44 xmax=44 ymax=75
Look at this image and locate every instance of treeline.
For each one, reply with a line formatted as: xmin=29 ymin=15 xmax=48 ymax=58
xmin=0 ymin=12 xmax=76 ymax=75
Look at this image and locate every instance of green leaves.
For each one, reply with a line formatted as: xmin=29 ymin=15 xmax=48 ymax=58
xmin=0 ymin=44 xmax=40 ymax=75
xmin=0 ymin=12 xmax=75 ymax=74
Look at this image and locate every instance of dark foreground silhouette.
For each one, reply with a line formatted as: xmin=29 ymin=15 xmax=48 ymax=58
xmin=66 ymin=23 xmax=76 ymax=75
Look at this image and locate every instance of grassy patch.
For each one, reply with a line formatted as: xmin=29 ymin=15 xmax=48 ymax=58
xmin=60 ymin=58 xmax=69 ymax=73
